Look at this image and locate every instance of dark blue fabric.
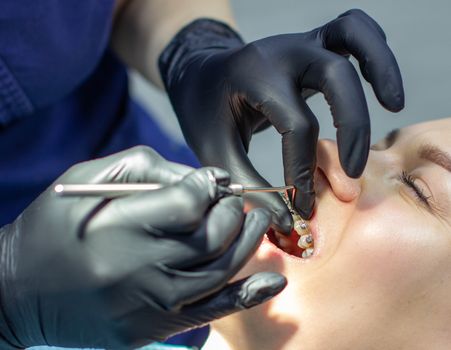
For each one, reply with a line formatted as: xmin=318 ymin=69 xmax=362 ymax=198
xmin=0 ymin=51 xmax=200 ymax=226
xmin=0 ymin=0 xmax=115 ymax=123
xmin=0 ymin=1 xmax=207 ymax=348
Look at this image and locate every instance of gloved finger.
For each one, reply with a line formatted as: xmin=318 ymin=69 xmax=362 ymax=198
xmin=167 ymin=196 xmax=245 ymax=268
xmin=153 ymin=208 xmax=272 ymax=310
xmin=300 ymin=49 xmax=371 ymax=179
xmin=114 ymin=272 xmax=286 ymax=346
xmin=92 ymin=167 xmax=230 ymax=233
xmin=110 ymin=273 xmax=286 ymax=346
xmin=189 ymin=127 xmax=293 ymax=234
xmin=338 ymin=8 xmax=387 ymax=40
xmin=248 ymin=82 xmax=318 ymax=219
xmin=181 ymin=272 xmax=287 ymax=325
xmin=60 ymin=145 xmax=193 ymax=185
xmin=321 ymin=9 xmax=404 ymax=111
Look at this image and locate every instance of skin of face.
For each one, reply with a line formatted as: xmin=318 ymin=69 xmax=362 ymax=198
xmin=208 ymin=118 xmax=451 ymax=350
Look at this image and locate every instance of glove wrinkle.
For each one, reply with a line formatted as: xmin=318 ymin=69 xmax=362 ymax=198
xmin=0 ymin=226 xmax=23 ymax=349
xmin=77 ymin=199 xmax=111 ymax=239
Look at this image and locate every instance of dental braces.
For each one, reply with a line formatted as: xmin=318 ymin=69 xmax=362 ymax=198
xmin=281 ymin=190 xmax=314 ymax=258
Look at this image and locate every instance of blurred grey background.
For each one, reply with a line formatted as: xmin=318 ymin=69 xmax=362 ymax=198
xmin=130 ymin=0 xmax=451 ymax=185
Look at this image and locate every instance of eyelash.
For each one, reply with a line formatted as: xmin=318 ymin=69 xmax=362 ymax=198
xmin=399 ymin=171 xmax=431 ymax=206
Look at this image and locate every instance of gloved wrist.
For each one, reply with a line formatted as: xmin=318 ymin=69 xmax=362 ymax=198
xmin=0 ymin=224 xmax=25 ymax=349
xmin=158 ymin=18 xmax=245 ymax=91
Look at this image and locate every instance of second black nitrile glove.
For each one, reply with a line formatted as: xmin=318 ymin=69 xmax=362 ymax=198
xmin=159 ymin=9 xmax=404 ymax=225
xmin=0 ymin=146 xmax=286 ymax=349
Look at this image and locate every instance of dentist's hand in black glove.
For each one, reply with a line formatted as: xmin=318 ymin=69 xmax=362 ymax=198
xmin=0 ymin=146 xmax=286 ymax=350
xmin=160 ymin=9 xmax=404 ymax=228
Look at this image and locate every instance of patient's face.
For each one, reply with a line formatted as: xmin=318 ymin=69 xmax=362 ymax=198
xmin=213 ymin=118 xmax=451 ymax=350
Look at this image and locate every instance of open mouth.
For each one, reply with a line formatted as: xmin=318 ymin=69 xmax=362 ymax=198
xmin=263 ymin=179 xmax=325 ymax=260
xmin=266 ymin=212 xmax=316 ymax=260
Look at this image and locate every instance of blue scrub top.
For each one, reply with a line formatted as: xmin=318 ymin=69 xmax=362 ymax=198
xmin=0 ymin=0 xmax=200 ymax=225
xmin=0 ymin=0 xmax=207 ymax=348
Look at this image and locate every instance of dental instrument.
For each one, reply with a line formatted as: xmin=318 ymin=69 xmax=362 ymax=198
xmin=54 ymin=183 xmax=295 ymax=198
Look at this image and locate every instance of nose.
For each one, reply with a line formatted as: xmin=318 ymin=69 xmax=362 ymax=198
xmin=316 ymin=139 xmax=362 ymax=202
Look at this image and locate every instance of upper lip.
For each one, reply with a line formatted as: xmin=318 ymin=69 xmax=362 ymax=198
xmin=307 ymin=208 xmax=321 ymax=255
xmin=314 ymin=166 xmax=331 ymax=195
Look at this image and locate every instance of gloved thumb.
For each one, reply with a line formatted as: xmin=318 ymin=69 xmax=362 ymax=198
xmin=184 ymin=272 xmax=287 ymax=324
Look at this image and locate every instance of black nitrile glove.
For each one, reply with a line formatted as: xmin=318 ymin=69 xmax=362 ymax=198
xmin=0 ymin=146 xmax=286 ymax=349
xmin=159 ymin=9 xmax=404 ymax=227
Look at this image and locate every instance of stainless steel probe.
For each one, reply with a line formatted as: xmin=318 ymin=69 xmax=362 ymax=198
xmin=54 ymin=183 xmax=294 ymax=198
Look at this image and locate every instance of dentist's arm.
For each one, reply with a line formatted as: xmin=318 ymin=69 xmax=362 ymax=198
xmin=112 ymin=0 xmax=236 ymax=88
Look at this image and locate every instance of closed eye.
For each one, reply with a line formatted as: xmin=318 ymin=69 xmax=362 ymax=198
xmin=399 ymin=171 xmax=431 ymax=208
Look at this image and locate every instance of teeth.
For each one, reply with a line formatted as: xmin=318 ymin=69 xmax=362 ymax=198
xmin=297 ymin=233 xmax=313 ymax=249
xmin=302 ymin=248 xmax=314 ymax=258
xmin=294 ymin=220 xmax=308 ymax=234
xmin=293 ymin=217 xmax=315 ymax=258
xmin=279 ymin=193 xmax=316 ymax=259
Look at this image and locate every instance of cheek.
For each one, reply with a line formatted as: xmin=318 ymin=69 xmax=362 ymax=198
xmin=340 ymin=205 xmax=445 ymax=296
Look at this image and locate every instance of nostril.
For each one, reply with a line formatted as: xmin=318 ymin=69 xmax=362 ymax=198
xmin=317 ymin=139 xmax=362 ymax=202
xmin=329 ymin=169 xmax=361 ymax=201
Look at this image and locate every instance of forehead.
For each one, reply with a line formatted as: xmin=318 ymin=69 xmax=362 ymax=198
xmin=399 ymin=117 xmax=451 ymax=149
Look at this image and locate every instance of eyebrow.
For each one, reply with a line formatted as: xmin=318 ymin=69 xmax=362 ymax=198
xmin=383 ymin=128 xmax=400 ymax=148
xmin=418 ymin=144 xmax=451 ymax=173
xmin=380 ymin=128 xmax=451 ymax=173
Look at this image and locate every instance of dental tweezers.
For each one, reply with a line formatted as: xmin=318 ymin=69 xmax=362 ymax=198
xmin=54 ymin=183 xmax=294 ymax=198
